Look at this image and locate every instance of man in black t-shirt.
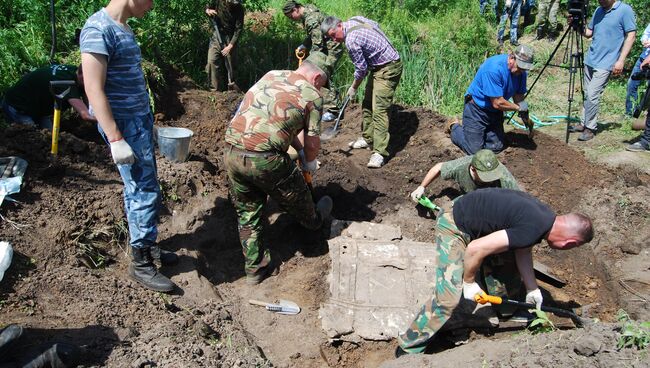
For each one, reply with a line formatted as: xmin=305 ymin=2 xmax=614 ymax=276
xmin=398 ymin=188 xmax=593 ymax=354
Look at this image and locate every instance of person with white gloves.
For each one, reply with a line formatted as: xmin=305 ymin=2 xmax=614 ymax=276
xmin=398 ymin=188 xmax=594 ymax=354
xmin=81 ymin=0 xmax=176 ymax=292
xmin=409 ymin=149 xmax=519 ymax=204
xmin=450 ymin=44 xmax=534 ymax=154
xmin=223 ymin=56 xmax=333 ymax=285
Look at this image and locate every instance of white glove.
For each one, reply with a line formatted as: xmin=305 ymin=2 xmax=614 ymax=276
xmin=505 ymin=0 xmax=512 ymax=8
xmin=347 ymin=86 xmax=357 ymax=98
xmin=462 ymin=281 xmax=485 ymax=302
xmin=110 ymin=138 xmax=135 ymax=165
xmin=301 ymin=159 xmax=318 ymax=173
xmin=410 ymin=186 xmax=425 ymax=203
xmin=517 ymin=101 xmax=529 ymax=112
xmin=526 ymin=288 xmax=543 ymax=309
xmin=297 ymin=44 xmax=306 ymax=52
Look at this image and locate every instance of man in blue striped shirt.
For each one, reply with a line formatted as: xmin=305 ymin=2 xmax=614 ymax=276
xmin=321 ymin=16 xmax=402 ymax=168
xmin=80 ymin=0 xmax=176 ymax=292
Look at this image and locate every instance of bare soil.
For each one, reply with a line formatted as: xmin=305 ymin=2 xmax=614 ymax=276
xmin=0 ymin=70 xmax=648 ymax=367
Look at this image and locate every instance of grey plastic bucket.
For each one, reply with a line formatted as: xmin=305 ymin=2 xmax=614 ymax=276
xmin=157 ymin=127 xmax=194 ymax=163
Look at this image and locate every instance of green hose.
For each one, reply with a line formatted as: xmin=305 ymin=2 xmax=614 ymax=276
xmin=506 ymin=112 xmax=581 ymax=130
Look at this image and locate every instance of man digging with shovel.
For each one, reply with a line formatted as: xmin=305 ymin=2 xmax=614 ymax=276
xmin=397 ymin=188 xmax=593 ymax=355
xmin=224 ymin=57 xmax=333 ymax=285
xmin=205 ymin=0 xmax=244 ymax=92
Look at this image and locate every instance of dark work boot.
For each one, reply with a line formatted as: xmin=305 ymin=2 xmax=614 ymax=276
xmin=535 ymin=26 xmax=545 ymax=40
xmin=128 ymin=247 xmax=174 ymax=292
xmin=0 ymin=324 xmax=23 ymax=357
xmin=316 ymin=196 xmax=333 ymax=221
xmin=150 ymin=245 xmax=179 ymax=267
xmin=22 ymin=343 xmax=82 ymax=368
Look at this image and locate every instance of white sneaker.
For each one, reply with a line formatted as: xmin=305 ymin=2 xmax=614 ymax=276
xmin=366 ymin=152 xmax=384 ymax=168
xmin=348 ymin=137 xmax=369 ymax=149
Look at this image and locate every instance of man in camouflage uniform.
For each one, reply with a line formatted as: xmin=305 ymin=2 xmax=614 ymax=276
xmin=224 ymin=56 xmax=333 ymax=285
xmin=397 ymin=188 xmax=594 ymax=354
xmin=410 ymin=150 xmax=523 ymax=321
xmin=534 ymin=0 xmax=560 ymax=41
xmin=283 ymin=1 xmax=343 ymax=121
xmin=205 ymin=0 xmax=244 ymax=91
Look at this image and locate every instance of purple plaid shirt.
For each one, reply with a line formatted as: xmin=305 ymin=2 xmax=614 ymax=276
xmin=343 ymin=16 xmax=400 ymax=81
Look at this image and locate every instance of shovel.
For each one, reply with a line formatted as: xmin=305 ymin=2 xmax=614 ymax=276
xmin=249 ymin=299 xmax=301 ymax=315
xmin=475 ymin=293 xmax=588 ymax=328
xmin=320 ymin=95 xmax=351 ymax=141
xmin=418 ymin=196 xmax=441 ymax=212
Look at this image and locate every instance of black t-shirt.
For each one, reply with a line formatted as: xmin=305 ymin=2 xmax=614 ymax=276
xmin=453 ymin=188 xmax=556 ymax=249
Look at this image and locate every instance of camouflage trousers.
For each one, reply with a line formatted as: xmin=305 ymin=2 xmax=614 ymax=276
xmin=535 ymin=0 xmax=560 ymax=30
xmin=362 ymin=59 xmax=402 ymax=158
xmin=224 ymin=146 xmax=322 ymax=277
xmin=397 ymin=209 xmax=523 ymax=353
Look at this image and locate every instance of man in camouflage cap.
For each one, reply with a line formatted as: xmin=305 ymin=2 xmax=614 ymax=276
xmin=409 ymin=150 xmax=523 ymax=329
xmin=398 ymin=188 xmax=593 ymax=354
xmin=224 ymin=59 xmax=334 ymax=285
xmin=410 ymin=149 xmax=519 ymax=199
xmin=283 ymin=1 xmax=343 ymax=122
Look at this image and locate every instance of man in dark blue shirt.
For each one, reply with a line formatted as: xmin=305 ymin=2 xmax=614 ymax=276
xmin=450 ymin=45 xmax=534 ymax=154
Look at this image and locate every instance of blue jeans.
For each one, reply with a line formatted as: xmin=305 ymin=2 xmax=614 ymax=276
xmin=498 ymin=0 xmax=522 ymax=43
xmin=2 ymin=99 xmax=53 ymax=129
xmin=99 ymin=113 xmax=161 ymax=249
xmin=626 ymin=57 xmax=645 ymax=116
xmin=451 ymin=99 xmax=505 ymax=154
xmin=480 ymin=0 xmax=498 ymax=17
xmin=521 ymin=0 xmax=535 ymax=16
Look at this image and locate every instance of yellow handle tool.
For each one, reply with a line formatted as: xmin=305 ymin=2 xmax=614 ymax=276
xmin=51 ymin=108 xmax=61 ymax=155
xmin=475 ymin=292 xmax=586 ymax=327
xmin=475 ymin=292 xmax=502 ymax=305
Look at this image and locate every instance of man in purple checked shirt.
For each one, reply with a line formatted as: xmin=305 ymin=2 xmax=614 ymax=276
xmin=321 ymin=15 xmax=402 ymax=168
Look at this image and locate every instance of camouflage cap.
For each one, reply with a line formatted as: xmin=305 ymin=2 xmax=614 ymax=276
xmin=282 ymin=1 xmax=300 ymax=15
xmin=514 ymin=44 xmax=534 ymax=70
xmin=470 ymin=149 xmax=506 ymax=183
xmin=304 ymin=51 xmax=330 ymax=79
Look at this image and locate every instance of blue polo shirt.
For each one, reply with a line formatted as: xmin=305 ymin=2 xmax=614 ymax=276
xmin=466 ymin=54 xmax=527 ymax=112
xmin=585 ymin=1 xmax=636 ymax=71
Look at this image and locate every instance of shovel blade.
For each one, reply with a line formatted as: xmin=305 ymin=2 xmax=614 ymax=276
xmin=276 ymin=299 xmax=301 ymax=315
xmin=320 ymin=127 xmax=338 ymax=141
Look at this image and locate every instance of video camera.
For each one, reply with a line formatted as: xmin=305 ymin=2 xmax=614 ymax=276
xmin=631 ymin=66 xmax=650 ymax=81
xmin=568 ymin=0 xmax=587 ymax=31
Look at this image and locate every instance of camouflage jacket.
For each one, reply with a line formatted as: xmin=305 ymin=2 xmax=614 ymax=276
xmin=301 ymin=4 xmax=343 ymax=69
xmin=225 ymin=70 xmax=323 ymax=152
xmin=440 ymin=155 xmax=520 ymax=193
xmin=206 ymin=0 xmax=244 ymax=45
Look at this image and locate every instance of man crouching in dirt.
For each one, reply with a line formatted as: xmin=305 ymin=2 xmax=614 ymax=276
xmin=410 ymin=150 xmax=526 ymax=321
xmin=224 ymin=57 xmax=334 ymax=285
xmin=81 ymin=0 xmax=177 ymax=292
xmin=449 ymin=45 xmax=535 ymax=155
xmin=397 ymin=188 xmax=593 ymax=354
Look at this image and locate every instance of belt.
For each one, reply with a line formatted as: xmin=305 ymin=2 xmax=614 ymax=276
xmin=370 ymin=59 xmax=400 ymax=72
xmin=228 ymin=145 xmax=279 ymax=158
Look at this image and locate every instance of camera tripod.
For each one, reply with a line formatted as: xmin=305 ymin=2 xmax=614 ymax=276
xmin=524 ymin=25 xmax=586 ymax=143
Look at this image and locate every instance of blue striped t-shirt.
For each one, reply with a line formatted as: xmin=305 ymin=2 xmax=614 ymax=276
xmin=80 ymin=8 xmax=150 ymax=119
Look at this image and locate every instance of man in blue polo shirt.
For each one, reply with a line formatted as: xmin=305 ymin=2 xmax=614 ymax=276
xmin=449 ymin=45 xmax=534 ymax=155
xmin=568 ymin=0 xmax=636 ymax=141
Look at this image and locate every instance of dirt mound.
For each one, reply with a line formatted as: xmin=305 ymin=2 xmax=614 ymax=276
xmin=1 ymin=70 xmax=648 ymax=367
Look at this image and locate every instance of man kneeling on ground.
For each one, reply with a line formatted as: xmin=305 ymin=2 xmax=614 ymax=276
xmin=224 ymin=57 xmax=333 ymax=285
xmin=450 ymin=45 xmax=534 ymax=154
xmin=398 ymin=188 xmax=593 ymax=354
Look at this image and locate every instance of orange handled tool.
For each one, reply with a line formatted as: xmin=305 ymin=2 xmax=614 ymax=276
xmin=475 ymin=292 xmax=586 ymax=327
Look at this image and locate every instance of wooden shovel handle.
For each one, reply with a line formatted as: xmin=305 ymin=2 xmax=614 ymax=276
xmin=249 ymin=299 xmax=271 ymax=307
